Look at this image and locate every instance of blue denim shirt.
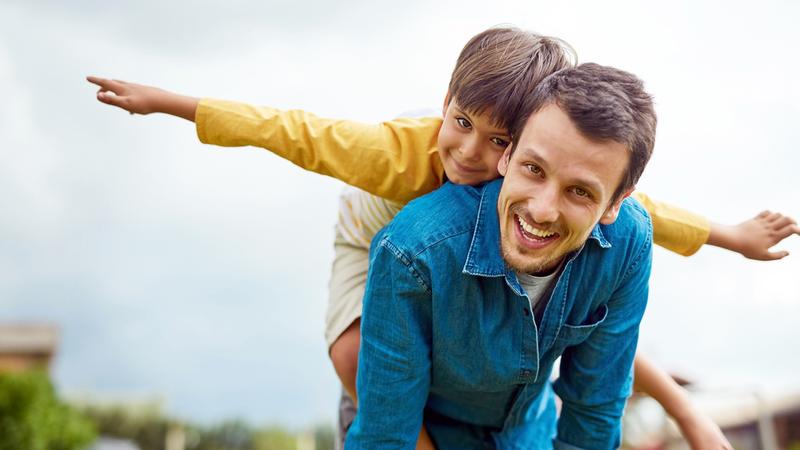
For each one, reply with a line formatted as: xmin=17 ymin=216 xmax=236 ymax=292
xmin=346 ymin=179 xmax=652 ymax=450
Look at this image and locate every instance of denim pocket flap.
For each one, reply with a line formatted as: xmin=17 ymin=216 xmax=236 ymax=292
xmin=556 ymin=303 xmax=609 ymax=346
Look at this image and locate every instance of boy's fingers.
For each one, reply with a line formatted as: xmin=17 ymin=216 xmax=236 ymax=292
xmin=756 ymin=210 xmax=772 ymax=220
xmin=770 ymin=215 xmax=797 ymax=231
xmin=86 ymin=75 xmax=102 ymax=86
xmin=775 ymin=223 xmax=800 ymax=240
xmin=87 ymin=76 xmax=127 ymax=94
xmin=765 ymin=212 xmax=783 ymax=223
xmin=87 ymin=75 xmax=113 ymax=89
xmin=96 ymin=91 xmax=127 ymax=109
xmin=764 ymin=250 xmax=790 ymax=260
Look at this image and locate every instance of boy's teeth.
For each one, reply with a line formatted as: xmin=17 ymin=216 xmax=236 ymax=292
xmin=518 ymin=216 xmax=555 ymax=238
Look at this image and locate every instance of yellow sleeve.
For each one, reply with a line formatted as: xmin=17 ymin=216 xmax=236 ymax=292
xmin=632 ymin=191 xmax=711 ymax=256
xmin=195 ymin=99 xmax=446 ymax=204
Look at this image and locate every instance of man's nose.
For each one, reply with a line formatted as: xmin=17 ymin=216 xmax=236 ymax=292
xmin=529 ymin=187 xmax=559 ymax=225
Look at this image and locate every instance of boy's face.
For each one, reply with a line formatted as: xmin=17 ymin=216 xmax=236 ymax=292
xmin=437 ymin=99 xmax=511 ymax=185
xmin=496 ymin=103 xmax=632 ymax=275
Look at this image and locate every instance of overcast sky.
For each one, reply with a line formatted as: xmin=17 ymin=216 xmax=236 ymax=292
xmin=1 ymin=0 xmax=798 ymax=429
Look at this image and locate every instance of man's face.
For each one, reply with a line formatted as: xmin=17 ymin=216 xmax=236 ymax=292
xmin=497 ymin=103 xmax=633 ymax=275
xmin=437 ymin=99 xmax=511 ymax=185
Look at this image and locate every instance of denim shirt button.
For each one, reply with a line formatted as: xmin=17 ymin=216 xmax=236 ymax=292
xmin=521 ymin=369 xmax=532 ymax=378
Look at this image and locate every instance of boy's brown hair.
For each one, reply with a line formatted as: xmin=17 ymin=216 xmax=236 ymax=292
xmin=447 ymin=27 xmax=577 ymax=131
xmin=511 ymin=63 xmax=657 ymax=201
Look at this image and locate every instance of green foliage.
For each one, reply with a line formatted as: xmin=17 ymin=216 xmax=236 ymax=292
xmin=252 ymin=425 xmax=295 ymax=450
xmin=313 ymin=424 xmax=335 ymax=450
xmin=0 ymin=370 xmax=96 ymax=450
xmin=80 ymin=400 xmax=336 ymax=450
xmin=189 ymin=420 xmax=253 ymax=450
xmin=81 ymin=403 xmax=168 ymax=450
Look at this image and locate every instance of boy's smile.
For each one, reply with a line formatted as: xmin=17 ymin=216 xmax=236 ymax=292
xmin=437 ymin=100 xmax=511 ymax=185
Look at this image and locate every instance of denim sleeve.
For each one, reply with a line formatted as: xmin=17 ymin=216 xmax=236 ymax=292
xmin=553 ymin=239 xmax=653 ymax=449
xmin=345 ymin=237 xmax=433 ymax=449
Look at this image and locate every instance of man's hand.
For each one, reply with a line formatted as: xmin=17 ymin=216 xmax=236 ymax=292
xmin=86 ymin=76 xmax=199 ymax=122
xmin=708 ymin=210 xmax=800 ymax=260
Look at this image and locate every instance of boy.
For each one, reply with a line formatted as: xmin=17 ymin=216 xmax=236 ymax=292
xmin=88 ymin=27 xmax=797 ymax=448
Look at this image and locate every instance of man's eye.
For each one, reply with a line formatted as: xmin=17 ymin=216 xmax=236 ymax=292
xmin=573 ymin=187 xmax=591 ymax=198
xmin=456 ymin=117 xmax=472 ymax=129
xmin=490 ymin=137 xmax=509 ymax=147
xmin=525 ymin=164 xmax=543 ymax=176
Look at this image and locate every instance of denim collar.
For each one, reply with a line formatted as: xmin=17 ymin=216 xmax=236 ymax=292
xmin=462 ymin=179 xmax=612 ymax=280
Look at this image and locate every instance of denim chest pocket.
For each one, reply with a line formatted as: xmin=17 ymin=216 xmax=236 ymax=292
xmin=551 ymin=304 xmax=609 ymax=351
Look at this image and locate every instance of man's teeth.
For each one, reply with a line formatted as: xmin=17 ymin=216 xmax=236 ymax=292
xmin=518 ymin=216 xmax=555 ymax=238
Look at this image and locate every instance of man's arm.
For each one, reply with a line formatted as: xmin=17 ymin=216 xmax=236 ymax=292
xmin=553 ymin=234 xmax=652 ymax=449
xmin=86 ymin=76 xmax=445 ymax=204
xmin=345 ymin=236 xmax=433 ymax=449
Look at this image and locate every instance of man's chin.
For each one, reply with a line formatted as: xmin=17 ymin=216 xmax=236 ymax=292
xmin=502 ymin=244 xmax=560 ymax=275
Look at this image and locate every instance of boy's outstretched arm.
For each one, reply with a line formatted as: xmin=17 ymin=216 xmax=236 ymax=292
xmin=87 ymin=76 xmax=444 ymax=204
xmin=707 ymin=210 xmax=800 ymax=260
xmin=633 ymin=354 xmax=732 ymax=450
xmin=87 ymin=76 xmax=199 ymax=122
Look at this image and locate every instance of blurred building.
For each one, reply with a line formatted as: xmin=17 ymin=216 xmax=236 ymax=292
xmin=0 ymin=323 xmax=58 ymax=373
xmin=625 ymin=385 xmax=800 ymax=450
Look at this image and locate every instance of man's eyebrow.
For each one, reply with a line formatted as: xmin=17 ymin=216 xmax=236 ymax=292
xmin=517 ymin=147 xmax=549 ymax=169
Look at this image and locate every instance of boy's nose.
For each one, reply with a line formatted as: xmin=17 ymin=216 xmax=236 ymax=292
xmin=459 ymin=136 xmax=482 ymax=162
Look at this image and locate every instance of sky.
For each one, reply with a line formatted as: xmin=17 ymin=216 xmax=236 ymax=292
xmin=1 ymin=0 xmax=799 ymax=429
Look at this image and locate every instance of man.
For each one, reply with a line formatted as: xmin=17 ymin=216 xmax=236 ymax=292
xmin=346 ymin=63 xmax=657 ymax=449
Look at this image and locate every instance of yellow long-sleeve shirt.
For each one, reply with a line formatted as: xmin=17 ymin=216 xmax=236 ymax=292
xmin=196 ymin=99 xmax=710 ymax=256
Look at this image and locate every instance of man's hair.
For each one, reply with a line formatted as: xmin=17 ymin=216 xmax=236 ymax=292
xmin=448 ymin=27 xmax=577 ymax=131
xmin=510 ymin=63 xmax=657 ymax=201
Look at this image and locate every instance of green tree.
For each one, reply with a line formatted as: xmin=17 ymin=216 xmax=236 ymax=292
xmin=253 ymin=425 xmax=295 ymax=450
xmin=0 ymin=370 xmax=96 ymax=450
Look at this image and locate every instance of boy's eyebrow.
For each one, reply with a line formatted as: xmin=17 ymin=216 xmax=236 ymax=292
xmin=519 ymin=147 xmax=604 ymax=195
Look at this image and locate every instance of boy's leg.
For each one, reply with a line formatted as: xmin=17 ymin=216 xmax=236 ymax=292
xmin=325 ymin=230 xmax=369 ymax=445
xmin=337 ymin=387 xmax=357 ymax=450
xmin=329 ymin=319 xmax=361 ymax=401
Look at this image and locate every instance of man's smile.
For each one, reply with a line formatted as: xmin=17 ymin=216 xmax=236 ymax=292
xmin=514 ymin=214 xmax=560 ymax=249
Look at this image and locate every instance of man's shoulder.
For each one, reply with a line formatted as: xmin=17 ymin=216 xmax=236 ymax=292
xmin=374 ymin=182 xmax=484 ymax=257
xmin=618 ymin=196 xmax=652 ymax=235
xmin=591 ymin=196 xmax=653 ymax=273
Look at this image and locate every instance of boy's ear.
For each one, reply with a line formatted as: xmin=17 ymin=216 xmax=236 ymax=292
xmin=497 ymin=145 xmax=513 ymax=176
xmin=600 ymin=186 xmax=635 ymax=225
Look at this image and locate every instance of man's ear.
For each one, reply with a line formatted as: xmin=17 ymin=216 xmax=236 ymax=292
xmin=497 ymin=144 xmax=513 ymax=176
xmin=600 ymin=186 xmax=635 ymax=225
xmin=442 ymin=92 xmax=451 ymax=117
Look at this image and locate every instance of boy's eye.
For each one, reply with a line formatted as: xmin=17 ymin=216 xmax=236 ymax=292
xmin=490 ymin=137 xmax=509 ymax=147
xmin=456 ymin=117 xmax=472 ymax=129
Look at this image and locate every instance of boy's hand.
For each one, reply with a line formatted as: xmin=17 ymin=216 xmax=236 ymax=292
xmin=86 ymin=76 xmax=199 ymax=122
xmin=87 ymin=76 xmax=164 ymax=114
xmin=675 ymin=408 xmax=733 ymax=450
xmin=708 ymin=211 xmax=800 ymax=260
